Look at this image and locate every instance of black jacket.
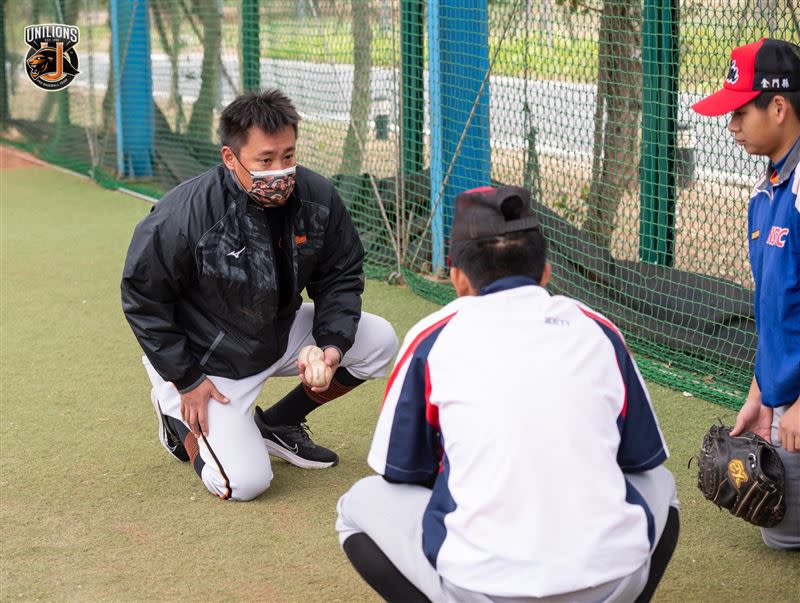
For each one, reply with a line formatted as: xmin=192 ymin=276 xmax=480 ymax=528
xmin=121 ymin=164 xmax=364 ymax=392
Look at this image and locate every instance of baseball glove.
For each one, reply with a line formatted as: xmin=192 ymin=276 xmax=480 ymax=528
xmin=694 ymin=423 xmax=786 ymax=528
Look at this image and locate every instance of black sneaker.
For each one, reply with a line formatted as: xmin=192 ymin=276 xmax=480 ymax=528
xmin=254 ymin=406 xmax=339 ymax=469
xmin=150 ymin=389 xmax=189 ymax=462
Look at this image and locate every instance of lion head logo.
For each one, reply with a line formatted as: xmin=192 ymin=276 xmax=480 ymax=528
xmin=26 ymin=46 xmax=79 ymax=80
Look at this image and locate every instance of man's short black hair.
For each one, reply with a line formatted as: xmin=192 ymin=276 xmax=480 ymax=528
xmin=449 ymin=228 xmax=547 ymax=290
xmin=219 ymin=88 xmax=301 ymax=152
xmin=753 ymin=90 xmax=800 ymax=117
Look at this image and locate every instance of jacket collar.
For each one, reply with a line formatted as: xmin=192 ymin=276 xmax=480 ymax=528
xmin=760 ymin=136 xmax=800 ymax=190
xmin=479 ymin=275 xmax=540 ymax=296
xmin=222 ymin=164 xmax=249 ymax=207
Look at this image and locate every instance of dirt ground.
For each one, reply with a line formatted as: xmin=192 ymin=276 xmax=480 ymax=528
xmin=0 ymin=144 xmax=46 ymax=170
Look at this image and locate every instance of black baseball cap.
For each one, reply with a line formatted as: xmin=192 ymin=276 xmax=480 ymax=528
xmin=450 ymin=185 xmax=539 ymax=244
xmin=692 ymin=38 xmax=800 ymax=116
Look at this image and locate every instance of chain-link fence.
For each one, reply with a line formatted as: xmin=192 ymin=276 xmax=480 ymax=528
xmin=3 ymin=0 xmax=799 ymax=406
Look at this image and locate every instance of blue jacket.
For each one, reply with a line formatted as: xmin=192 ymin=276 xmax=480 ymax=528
xmin=748 ymin=137 xmax=800 ymax=407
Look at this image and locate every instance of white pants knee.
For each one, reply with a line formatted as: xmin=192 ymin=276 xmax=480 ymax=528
xmin=145 ymin=362 xmax=274 ymax=501
xmin=144 ymin=306 xmax=398 ymax=501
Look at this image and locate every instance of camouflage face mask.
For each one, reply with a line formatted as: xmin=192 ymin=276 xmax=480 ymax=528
xmin=232 ymin=153 xmax=296 ymax=208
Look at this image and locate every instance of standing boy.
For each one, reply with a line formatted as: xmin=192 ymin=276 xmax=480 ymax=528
xmin=693 ymin=38 xmax=800 ymax=550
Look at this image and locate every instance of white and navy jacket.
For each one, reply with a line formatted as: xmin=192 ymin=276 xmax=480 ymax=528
xmin=368 ymin=276 xmax=668 ymax=598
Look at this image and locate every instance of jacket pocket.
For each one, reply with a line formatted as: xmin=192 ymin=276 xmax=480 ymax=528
xmin=200 ymin=330 xmax=226 ymax=366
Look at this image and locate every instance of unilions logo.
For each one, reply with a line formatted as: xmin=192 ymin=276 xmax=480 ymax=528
xmin=24 ymin=23 xmax=80 ymax=91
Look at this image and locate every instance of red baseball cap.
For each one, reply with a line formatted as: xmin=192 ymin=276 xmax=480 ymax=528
xmin=692 ymin=38 xmax=800 ymax=117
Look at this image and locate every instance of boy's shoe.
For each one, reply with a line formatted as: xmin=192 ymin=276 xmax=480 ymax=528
xmin=254 ymin=406 xmax=339 ymax=469
xmin=150 ymin=389 xmax=189 ymax=462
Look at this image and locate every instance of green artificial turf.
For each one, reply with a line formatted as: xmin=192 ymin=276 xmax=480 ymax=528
xmin=1 ymin=159 xmax=796 ymax=602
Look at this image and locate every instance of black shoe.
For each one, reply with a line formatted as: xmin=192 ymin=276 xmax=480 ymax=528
xmin=150 ymin=389 xmax=189 ymax=462
xmin=254 ymin=406 xmax=339 ymax=469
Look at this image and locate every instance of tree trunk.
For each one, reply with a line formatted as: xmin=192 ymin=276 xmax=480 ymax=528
xmin=186 ymin=0 xmax=220 ymax=142
xmin=339 ymin=2 xmax=372 ymax=175
xmin=171 ymin=7 xmax=186 ymax=132
xmin=151 ymin=0 xmax=184 ymax=134
xmin=0 ymin=0 xmax=9 ymax=125
xmin=49 ymin=0 xmax=79 ymax=151
xmin=583 ymin=0 xmax=642 ymax=249
xmin=100 ymin=7 xmax=115 ymax=136
xmin=34 ymin=0 xmax=56 ymax=123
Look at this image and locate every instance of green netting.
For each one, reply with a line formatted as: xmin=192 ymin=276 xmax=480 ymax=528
xmin=3 ymin=0 xmax=799 ymax=407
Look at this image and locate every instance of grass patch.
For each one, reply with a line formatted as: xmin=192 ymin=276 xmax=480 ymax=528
xmin=1 ymin=157 xmax=796 ymax=601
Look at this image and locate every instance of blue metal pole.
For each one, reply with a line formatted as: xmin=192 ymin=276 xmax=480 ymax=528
xmin=428 ymin=0 xmax=490 ymax=272
xmin=111 ymin=0 xmax=153 ymax=177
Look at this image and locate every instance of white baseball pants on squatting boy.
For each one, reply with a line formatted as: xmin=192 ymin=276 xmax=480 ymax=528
xmin=143 ymin=304 xmax=398 ymax=501
xmin=336 ymin=466 xmax=679 ymax=603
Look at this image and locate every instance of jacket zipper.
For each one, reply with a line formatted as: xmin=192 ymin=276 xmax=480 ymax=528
xmin=200 ymin=330 xmax=226 ymax=366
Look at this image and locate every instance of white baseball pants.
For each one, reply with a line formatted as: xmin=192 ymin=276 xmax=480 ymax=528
xmin=336 ymin=466 xmax=678 ymax=603
xmin=143 ymin=305 xmax=398 ymax=501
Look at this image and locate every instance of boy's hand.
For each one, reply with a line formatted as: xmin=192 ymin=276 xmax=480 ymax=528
xmin=730 ymin=397 xmax=773 ymax=440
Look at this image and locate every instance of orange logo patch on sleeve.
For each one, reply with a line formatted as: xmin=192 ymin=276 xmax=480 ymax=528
xmin=728 ymin=459 xmax=749 ymax=488
xmin=751 ymin=230 xmax=760 ymax=240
